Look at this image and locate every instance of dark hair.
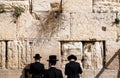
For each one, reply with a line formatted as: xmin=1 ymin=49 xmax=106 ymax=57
xmin=35 ymin=58 xmax=40 ymax=60
xmin=49 ymin=60 xmax=56 ymax=65
xmin=67 ymin=54 xmax=77 ymax=61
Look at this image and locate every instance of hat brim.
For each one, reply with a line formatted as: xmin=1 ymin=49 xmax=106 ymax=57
xmin=67 ymin=55 xmax=77 ymax=61
xmin=33 ymin=56 xmax=42 ymax=58
xmin=47 ymin=59 xmax=58 ymax=61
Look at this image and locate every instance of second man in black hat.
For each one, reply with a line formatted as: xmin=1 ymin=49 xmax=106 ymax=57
xmin=44 ymin=55 xmax=63 ymax=78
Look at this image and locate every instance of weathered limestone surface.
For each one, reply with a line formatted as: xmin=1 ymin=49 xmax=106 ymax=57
xmin=0 ymin=1 xmax=29 ymax=12
xmin=93 ymin=1 xmax=120 ymax=13
xmin=61 ymin=41 xmax=103 ymax=70
xmin=61 ymin=42 xmax=83 ymax=68
xmin=71 ymin=13 xmax=117 ymax=40
xmin=7 ymin=41 xmax=30 ymax=69
xmin=0 ymin=13 xmax=16 ymax=40
xmin=82 ymin=70 xmax=118 ymax=78
xmin=63 ymin=0 xmax=92 ymax=12
xmin=17 ymin=12 xmax=34 ymax=39
xmin=0 ymin=41 xmax=5 ymax=69
xmin=106 ymin=40 xmax=120 ymax=70
xmin=32 ymin=0 xmax=50 ymax=12
xmin=0 ymin=69 xmax=23 ymax=78
xmin=30 ymin=39 xmax=61 ymax=68
xmin=32 ymin=0 xmax=62 ymax=12
xmin=0 ymin=0 xmax=120 ymax=78
xmin=53 ymin=12 xmax=71 ymax=40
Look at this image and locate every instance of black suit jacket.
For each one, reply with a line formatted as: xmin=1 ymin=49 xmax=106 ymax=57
xmin=44 ymin=67 xmax=63 ymax=78
xmin=65 ymin=61 xmax=82 ymax=78
xmin=29 ymin=62 xmax=45 ymax=78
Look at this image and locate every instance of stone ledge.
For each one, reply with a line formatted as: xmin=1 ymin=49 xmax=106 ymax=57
xmin=93 ymin=1 xmax=120 ymax=13
xmin=0 ymin=1 xmax=29 ymax=12
xmin=0 ymin=69 xmax=24 ymax=78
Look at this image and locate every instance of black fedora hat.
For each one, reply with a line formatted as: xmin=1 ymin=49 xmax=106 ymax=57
xmin=47 ymin=55 xmax=58 ymax=61
xmin=33 ymin=54 xmax=42 ymax=59
xmin=67 ymin=54 xmax=77 ymax=61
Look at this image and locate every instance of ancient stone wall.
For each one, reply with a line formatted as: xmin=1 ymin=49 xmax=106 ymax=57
xmin=0 ymin=0 xmax=120 ymax=78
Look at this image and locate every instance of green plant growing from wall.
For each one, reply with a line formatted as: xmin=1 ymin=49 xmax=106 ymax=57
xmin=12 ymin=6 xmax=25 ymax=18
xmin=114 ymin=17 xmax=120 ymax=24
xmin=0 ymin=5 xmax=5 ymax=13
xmin=113 ymin=12 xmax=120 ymax=25
xmin=0 ymin=8 xmax=5 ymax=13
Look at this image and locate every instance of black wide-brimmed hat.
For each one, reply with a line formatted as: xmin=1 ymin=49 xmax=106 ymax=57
xmin=47 ymin=55 xmax=58 ymax=61
xmin=33 ymin=54 xmax=42 ymax=59
xmin=67 ymin=54 xmax=77 ymax=61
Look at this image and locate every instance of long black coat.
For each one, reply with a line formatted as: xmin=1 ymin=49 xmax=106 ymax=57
xmin=65 ymin=61 xmax=82 ymax=78
xmin=29 ymin=62 xmax=45 ymax=78
xmin=44 ymin=67 xmax=63 ymax=78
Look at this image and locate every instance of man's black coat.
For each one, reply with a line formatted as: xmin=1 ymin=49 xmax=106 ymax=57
xmin=29 ymin=62 xmax=45 ymax=78
xmin=44 ymin=67 xmax=63 ymax=78
xmin=65 ymin=61 xmax=83 ymax=78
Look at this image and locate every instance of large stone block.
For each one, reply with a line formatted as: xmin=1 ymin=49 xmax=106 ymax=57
xmin=0 ymin=1 xmax=29 ymax=12
xmin=93 ymin=1 xmax=120 ymax=13
xmin=25 ymin=12 xmax=70 ymax=40
xmin=6 ymin=40 xmax=32 ymax=69
xmin=63 ymin=0 xmax=92 ymax=12
xmin=7 ymin=41 xmax=18 ymax=69
xmin=0 ymin=69 xmax=23 ymax=78
xmin=70 ymin=13 xmax=117 ymax=40
xmin=0 ymin=13 xmax=16 ymax=40
xmin=0 ymin=41 xmax=5 ymax=69
xmin=61 ymin=41 xmax=83 ymax=68
xmin=29 ymin=39 xmax=61 ymax=68
xmin=29 ymin=11 xmax=60 ymax=39
xmin=53 ymin=12 xmax=71 ymax=40
xmin=1 ymin=0 xmax=29 ymax=1
xmin=82 ymin=70 xmax=118 ymax=78
xmin=32 ymin=0 xmax=62 ymax=12
xmin=32 ymin=0 xmax=50 ymax=12
xmin=0 ymin=1 xmax=29 ymax=40
xmin=105 ymin=40 xmax=120 ymax=70
xmin=17 ymin=12 xmax=34 ymax=39
xmin=82 ymin=70 xmax=95 ymax=78
xmin=94 ymin=70 xmax=118 ymax=78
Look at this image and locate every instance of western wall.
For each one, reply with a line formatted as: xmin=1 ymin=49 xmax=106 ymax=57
xmin=0 ymin=0 xmax=120 ymax=78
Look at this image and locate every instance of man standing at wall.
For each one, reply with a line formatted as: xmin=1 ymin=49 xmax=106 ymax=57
xmin=65 ymin=54 xmax=83 ymax=78
xmin=29 ymin=54 xmax=45 ymax=78
xmin=44 ymin=55 xmax=63 ymax=78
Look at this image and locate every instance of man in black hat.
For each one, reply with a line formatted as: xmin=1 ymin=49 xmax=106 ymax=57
xmin=29 ymin=54 xmax=45 ymax=78
xmin=65 ymin=54 xmax=83 ymax=78
xmin=44 ymin=55 xmax=63 ymax=78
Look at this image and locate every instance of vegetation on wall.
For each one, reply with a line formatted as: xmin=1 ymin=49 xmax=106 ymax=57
xmin=114 ymin=17 xmax=120 ymax=24
xmin=12 ymin=6 xmax=25 ymax=18
xmin=0 ymin=8 xmax=5 ymax=13
xmin=0 ymin=5 xmax=5 ymax=13
xmin=113 ymin=12 xmax=120 ymax=25
xmin=34 ymin=1 xmax=63 ymax=39
xmin=36 ymin=11 xmax=60 ymax=38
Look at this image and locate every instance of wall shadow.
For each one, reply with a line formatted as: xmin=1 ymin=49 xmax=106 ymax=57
xmin=20 ymin=64 xmax=31 ymax=78
xmin=95 ymin=49 xmax=120 ymax=78
xmin=117 ymin=49 xmax=120 ymax=78
xmin=20 ymin=69 xmax=25 ymax=78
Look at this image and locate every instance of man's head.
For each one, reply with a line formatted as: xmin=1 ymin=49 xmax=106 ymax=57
xmin=33 ymin=54 xmax=42 ymax=60
xmin=47 ymin=55 xmax=58 ymax=65
xmin=67 ymin=54 xmax=77 ymax=61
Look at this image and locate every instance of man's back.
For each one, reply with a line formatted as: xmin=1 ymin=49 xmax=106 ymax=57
xmin=44 ymin=67 xmax=63 ymax=78
xmin=65 ymin=61 xmax=82 ymax=75
xmin=30 ymin=62 xmax=45 ymax=78
xmin=65 ymin=61 xmax=82 ymax=78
